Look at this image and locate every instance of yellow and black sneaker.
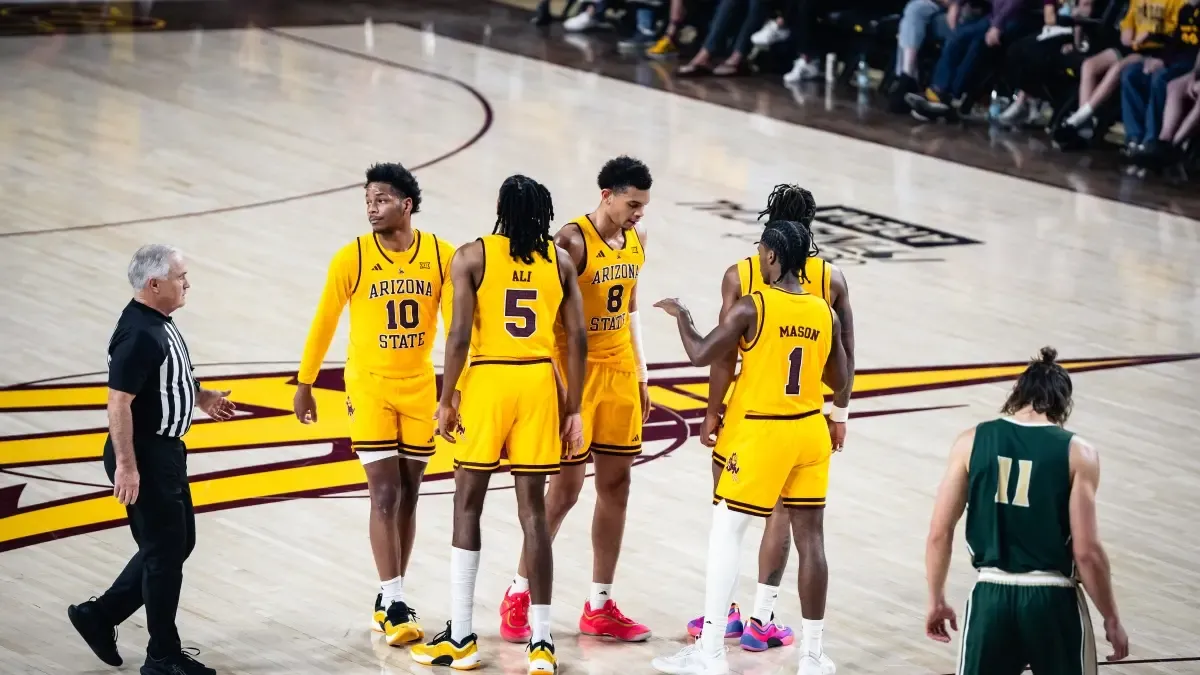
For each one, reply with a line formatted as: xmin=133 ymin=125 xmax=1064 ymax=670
xmin=371 ymin=594 xmax=386 ymax=633
xmin=383 ymin=601 xmax=423 ymax=646
xmin=410 ymin=621 xmax=481 ymax=670
xmin=527 ymin=639 xmax=557 ymax=674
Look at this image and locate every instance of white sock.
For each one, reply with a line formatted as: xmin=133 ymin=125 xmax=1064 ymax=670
xmin=589 ymin=583 xmax=612 ymax=609
xmin=509 ymin=574 xmax=530 ymax=595
xmin=751 ymin=583 xmax=779 ymax=625
xmin=450 ymin=547 xmax=480 ymax=642
xmin=699 ymin=503 xmax=753 ymax=656
xmin=530 ymin=604 xmax=553 ymax=645
xmin=381 ymin=575 xmax=404 ymax=606
xmin=802 ymin=619 xmax=824 ymax=658
xmin=1066 ymin=103 xmax=1093 ymax=127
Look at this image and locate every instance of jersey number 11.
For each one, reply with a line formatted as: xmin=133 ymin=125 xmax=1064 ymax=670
xmin=995 ymin=456 xmax=1033 ymax=508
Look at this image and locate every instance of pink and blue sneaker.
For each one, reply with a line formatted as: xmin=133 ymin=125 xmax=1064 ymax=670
xmin=739 ymin=616 xmax=795 ymax=652
xmin=686 ymin=603 xmax=744 ymax=638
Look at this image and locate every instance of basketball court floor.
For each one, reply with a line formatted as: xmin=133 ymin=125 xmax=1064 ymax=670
xmin=2 ymin=4 xmax=1199 ymax=674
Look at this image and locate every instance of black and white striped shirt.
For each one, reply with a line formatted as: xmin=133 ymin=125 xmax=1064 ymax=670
xmin=107 ymin=300 xmax=197 ymax=438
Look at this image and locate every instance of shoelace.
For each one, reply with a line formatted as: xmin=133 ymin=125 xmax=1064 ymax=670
xmin=429 ymin=622 xmax=453 ymax=644
xmin=507 ymin=596 xmax=529 ymax=626
xmin=605 ymin=602 xmax=636 ymax=625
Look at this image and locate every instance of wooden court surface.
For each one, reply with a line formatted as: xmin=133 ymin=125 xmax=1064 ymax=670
xmin=2 ymin=16 xmax=1199 ymax=675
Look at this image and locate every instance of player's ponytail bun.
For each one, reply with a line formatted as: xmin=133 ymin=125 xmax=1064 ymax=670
xmin=1038 ymin=346 xmax=1059 ymax=365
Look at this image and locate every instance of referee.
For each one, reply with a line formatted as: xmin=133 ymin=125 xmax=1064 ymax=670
xmin=68 ymin=244 xmax=233 ymax=675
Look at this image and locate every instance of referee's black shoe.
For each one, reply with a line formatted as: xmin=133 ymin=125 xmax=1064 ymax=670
xmin=68 ymin=598 xmax=122 ymax=666
xmin=141 ymin=648 xmax=216 ymax=675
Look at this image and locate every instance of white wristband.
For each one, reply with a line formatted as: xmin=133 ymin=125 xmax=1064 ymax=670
xmin=829 ymin=404 xmax=849 ymax=423
xmin=629 ymin=310 xmax=648 ymax=382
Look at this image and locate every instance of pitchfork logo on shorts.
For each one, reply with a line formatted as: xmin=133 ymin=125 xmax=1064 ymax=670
xmin=1 ymin=352 xmax=1196 ymax=552
xmin=726 ymin=453 xmax=740 ymax=481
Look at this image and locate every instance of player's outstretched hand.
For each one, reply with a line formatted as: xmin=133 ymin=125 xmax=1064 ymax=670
xmin=653 ymin=298 xmax=688 ymax=318
xmin=1104 ymin=617 xmax=1129 ymax=661
xmin=924 ymin=598 xmax=958 ymax=643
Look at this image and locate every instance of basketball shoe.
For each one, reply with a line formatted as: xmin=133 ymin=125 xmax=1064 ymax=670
xmin=410 ymin=622 xmax=481 ymax=670
xmin=798 ymin=652 xmax=836 ymax=675
xmin=500 ymin=588 xmax=532 ymax=643
xmin=527 ymin=639 xmax=558 ymax=673
xmin=371 ymin=593 xmax=385 ymax=632
xmin=578 ymin=599 xmax=652 ymax=641
xmin=651 ymin=643 xmax=728 ymax=675
xmin=382 ymin=600 xmax=423 ymax=646
xmin=686 ymin=603 xmax=744 ymax=639
xmin=739 ymin=616 xmax=794 ymax=652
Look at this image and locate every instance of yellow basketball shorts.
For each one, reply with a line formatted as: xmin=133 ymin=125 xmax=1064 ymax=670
xmin=714 ymin=409 xmax=832 ymax=516
xmin=560 ymin=360 xmax=643 ymax=466
xmin=344 ymin=367 xmax=437 ymax=464
xmin=454 ymin=358 xmax=561 ymax=476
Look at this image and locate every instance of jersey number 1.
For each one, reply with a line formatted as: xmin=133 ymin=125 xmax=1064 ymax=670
xmin=995 ymin=456 xmax=1032 ymax=508
xmin=784 ymin=347 xmax=805 ymax=396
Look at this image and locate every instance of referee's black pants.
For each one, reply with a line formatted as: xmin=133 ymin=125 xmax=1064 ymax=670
xmin=97 ymin=434 xmax=196 ymax=660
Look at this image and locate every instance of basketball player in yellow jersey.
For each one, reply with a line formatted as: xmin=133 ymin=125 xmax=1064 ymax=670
xmin=293 ymin=163 xmax=455 ymax=647
xmin=689 ymin=185 xmax=856 ymax=649
xmin=652 ymin=220 xmax=849 ymax=675
xmin=410 ymin=175 xmax=587 ymax=675
xmin=500 ymin=156 xmax=655 ymax=643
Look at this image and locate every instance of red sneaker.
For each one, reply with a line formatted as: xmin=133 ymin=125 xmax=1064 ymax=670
xmin=578 ymin=599 xmax=652 ymax=642
xmin=499 ymin=588 xmax=531 ymax=643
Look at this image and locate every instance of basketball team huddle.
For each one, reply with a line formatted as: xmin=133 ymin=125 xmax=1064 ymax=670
xmin=291 ymin=157 xmax=1129 ymax=675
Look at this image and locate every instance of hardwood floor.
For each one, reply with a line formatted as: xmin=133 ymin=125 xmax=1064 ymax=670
xmin=1 ymin=13 xmax=1198 ymax=675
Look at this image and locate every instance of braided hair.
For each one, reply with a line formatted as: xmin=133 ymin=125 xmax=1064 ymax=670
xmin=759 ymin=183 xmax=816 ymax=227
xmin=1000 ymin=347 xmax=1074 ymax=425
xmin=494 ymin=175 xmax=554 ymax=264
xmin=760 ymin=220 xmax=814 ymax=284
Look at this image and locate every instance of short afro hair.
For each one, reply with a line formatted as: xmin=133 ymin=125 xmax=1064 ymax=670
xmin=365 ymin=163 xmax=421 ymax=213
xmin=597 ymin=156 xmax=653 ymax=193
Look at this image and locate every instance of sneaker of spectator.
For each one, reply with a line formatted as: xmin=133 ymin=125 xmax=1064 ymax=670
xmin=783 ymin=56 xmax=822 ymax=84
xmin=751 ymin=17 xmax=791 ymax=47
xmin=564 ymin=2 xmax=604 ymax=32
xmin=646 ymin=0 xmax=686 ymax=58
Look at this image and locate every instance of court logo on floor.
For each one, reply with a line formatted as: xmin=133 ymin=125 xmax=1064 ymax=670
xmin=680 ymin=200 xmax=981 ymax=264
xmin=1 ymin=353 xmax=1195 ymax=552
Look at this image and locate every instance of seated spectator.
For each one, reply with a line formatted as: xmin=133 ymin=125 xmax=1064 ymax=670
xmin=751 ymin=14 xmax=792 ymax=48
xmin=1057 ymin=0 xmax=1188 ymax=135
xmin=646 ymin=0 xmax=688 ymax=57
xmin=997 ymin=0 xmax=1092 ymax=126
xmin=1130 ymin=2 xmax=1200 ymax=163
xmin=780 ymin=0 xmax=877 ymax=84
xmin=564 ymin=1 xmax=607 ymax=31
xmin=907 ymin=0 xmax=1041 ymax=118
xmin=892 ymin=0 xmax=955 ymax=90
xmin=677 ymin=0 xmax=768 ymax=76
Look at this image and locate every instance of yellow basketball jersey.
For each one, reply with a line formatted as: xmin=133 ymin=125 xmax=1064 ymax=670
xmin=472 ymin=234 xmax=564 ymax=363
xmin=298 ymin=230 xmax=454 ymax=384
xmin=554 ymin=215 xmax=645 ymax=368
xmin=736 ymin=255 xmax=831 ymax=301
xmin=729 ymin=287 xmax=833 ymax=418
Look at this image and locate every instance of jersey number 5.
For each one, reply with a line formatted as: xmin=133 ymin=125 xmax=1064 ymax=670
xmin=505 ymin=289 xmax=538 ymax=338
xmin=784 ymin=346 xmax=805 ymax=396
xmin=995 ymin=456 xmax=1032 ymax=508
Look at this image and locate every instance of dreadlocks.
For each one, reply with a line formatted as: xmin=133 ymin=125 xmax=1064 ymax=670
xmin=760 ymin=220 xmax=814 ymax=284
xmin=759 ymin=183 xmax=816 ymax=227
xmin=494 ymin=174 xmax=554 ymax=264
xmin=1000 ymin=347 xmax=1074 ymax=425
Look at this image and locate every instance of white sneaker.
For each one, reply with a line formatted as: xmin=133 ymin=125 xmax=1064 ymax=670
xmin=996 ymin=98 xmax=1029 ymax=126
xmin=563 ymin=9 xmax=598 ymax=32
xmin=783 ymin=57 xmax=821 ymax=84
xmin=750 ymin=20 xmax=790 ymax=47
xmin=651 ymin=644 xmax=729 ymax=675
xmin=798 ymin=652 xmax=836 ymax=675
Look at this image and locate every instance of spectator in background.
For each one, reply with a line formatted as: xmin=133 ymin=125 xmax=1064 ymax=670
xmin=781 ymin=0 xmax=840 ymax=83
xmin=997 ymin=1 xmax=1092 ymax=126
xmin=646 ymin=0 xmax=687 ymax=57
xmin=677 ymin=0 xmax=769 ymax=76
xmin=891 ymin=0 xmax=955 ymax=93
xmin=565 ymin=1 xmax=607 ymax=31
xmin=907 ymin=0 xmax=1041 ymax=118
xmin=1057 ymin=0 xmax=1187 ymax=135
xmin=1140 ymin=64 xmax=1200 ymax=164
xmin=1124 ymin=0 xmax=1200 ymax=160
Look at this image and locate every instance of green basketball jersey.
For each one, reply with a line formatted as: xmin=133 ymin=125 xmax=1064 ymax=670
xmin=965 ymin=418 xmax=1075 ymax=577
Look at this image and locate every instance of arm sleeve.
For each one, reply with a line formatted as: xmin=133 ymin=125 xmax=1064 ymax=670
xmin=297 ymin=242 xmax=359 ymax=385
xmin=107 ymin=328 xmax=165 ymax=395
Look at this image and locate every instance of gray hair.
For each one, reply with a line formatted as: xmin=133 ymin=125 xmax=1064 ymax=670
xmin=127 ymin=244 xmax=181 ymax=289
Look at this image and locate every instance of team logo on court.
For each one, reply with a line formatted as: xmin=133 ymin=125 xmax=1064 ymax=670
xmin=680 ymin=200 xmax=981 ymax=265
xmin=1 ymin=352 xmax=1196 ymax=553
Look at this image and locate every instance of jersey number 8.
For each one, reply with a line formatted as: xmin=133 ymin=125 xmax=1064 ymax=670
xmin=505 ymin=289 xmax=538 ymax=338
xmin=607 ymin=285 xmax=624 ymax=313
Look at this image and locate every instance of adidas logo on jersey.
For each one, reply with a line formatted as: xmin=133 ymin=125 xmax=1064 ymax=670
xmin=632 ymin=434 xmax=640 ymax=443
xmin=596 ymin=250 xmax=606 ymax=258
xmin=372 ymin=264 xmax=383 ymax=271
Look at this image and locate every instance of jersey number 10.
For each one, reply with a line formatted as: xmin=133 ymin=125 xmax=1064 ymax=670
xmin=386 ymin=299 xmax=419 ymax=330
xmin=995 ymin=456 xmax=1033 ymax=508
